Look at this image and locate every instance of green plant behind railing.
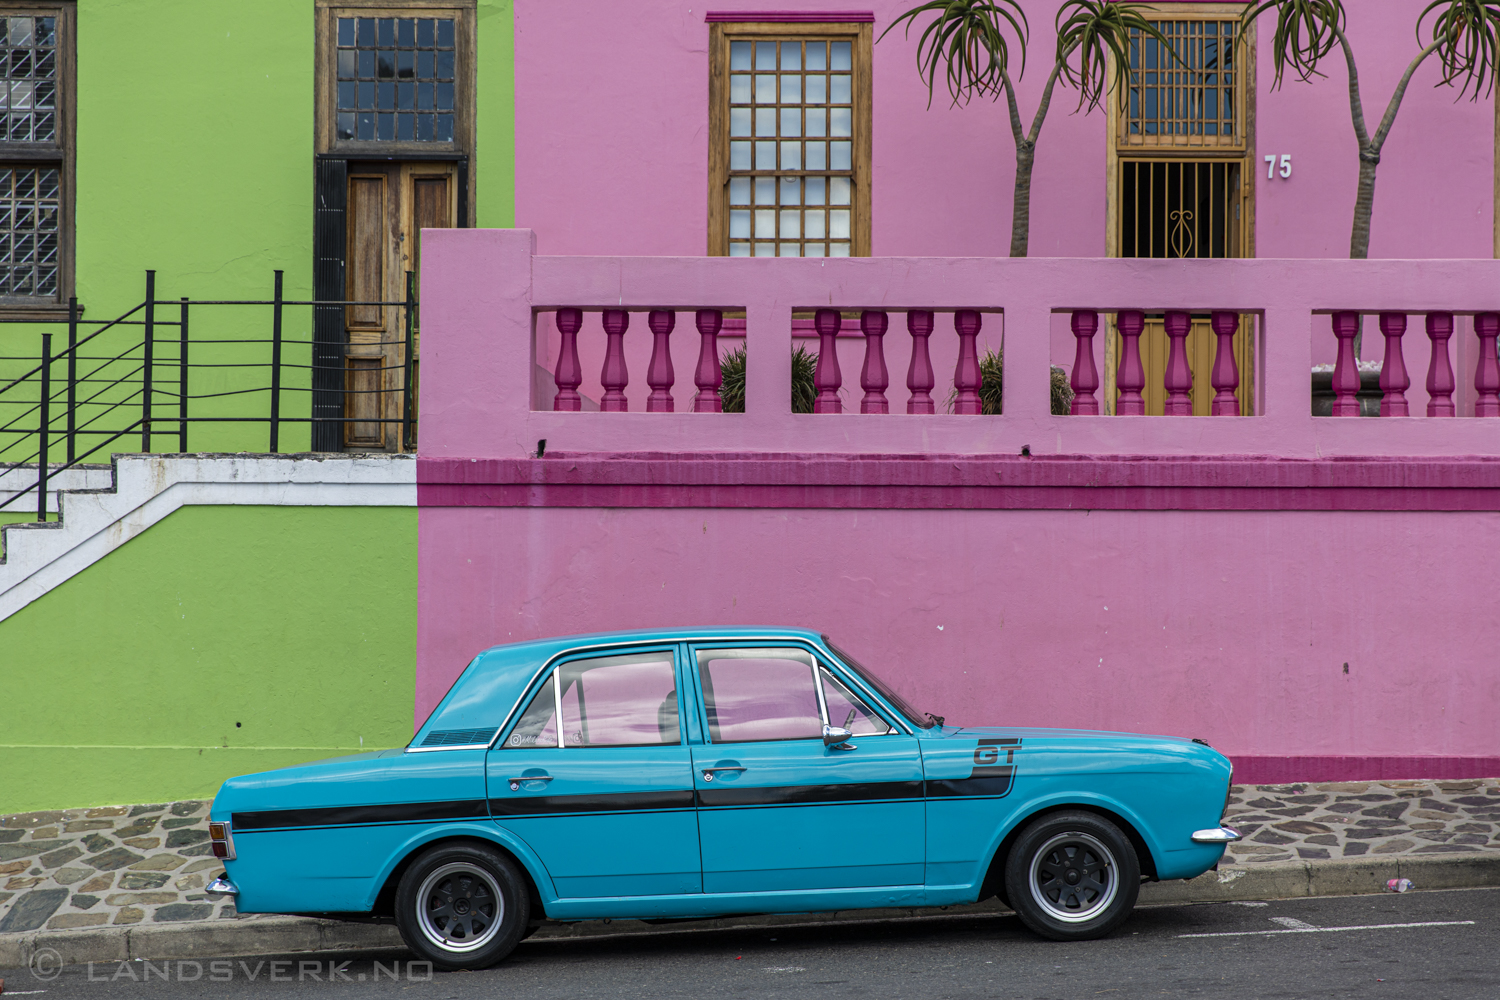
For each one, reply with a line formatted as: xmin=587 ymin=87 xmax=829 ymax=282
xmin=718 ymin=345 xmax=819 ymax=413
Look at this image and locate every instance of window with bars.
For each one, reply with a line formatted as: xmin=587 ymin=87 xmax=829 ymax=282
xmin=709 ymin=22 xmax=871 ymax=257
xmin=1122 ymin=18 xmax=1243 ymax=149
xmin=0 ymin=7 xmax=69 ymax=311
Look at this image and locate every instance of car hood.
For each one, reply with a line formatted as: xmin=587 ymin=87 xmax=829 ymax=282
xmin=951 ymin=725 xmax=1197 ymax=744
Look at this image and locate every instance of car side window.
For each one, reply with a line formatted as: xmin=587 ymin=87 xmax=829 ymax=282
xmin=504 ymin=680 xmax=559 ymax=749
xmin=820 ymin=666 xmax=892 ymax=735
xmin=698 ymin=648 xmax=822 ymax=743
xmin=502 ymin=651 xmax=680 ymax=749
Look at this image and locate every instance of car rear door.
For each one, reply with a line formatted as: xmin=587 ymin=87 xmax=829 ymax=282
xmin=487 ymin=645 xmax=702 ymax=898
xmin=689 ymin=644 xmax=925 ymax=893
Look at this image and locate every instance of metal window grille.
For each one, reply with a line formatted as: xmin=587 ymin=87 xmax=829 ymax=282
xmin=726 ymin=38 xmax=854 ymax=258
xmin=0 ymin=165 xmax=59 ymax=296
xmin=335 ymin=16 xmax=455 ymax=143
xmin=0 ymin=15 xmax=56 ymax=143
xmin=1125 ymin=19 xmax=1239 ymax=147
xmin=1120 ymin=160 xmax=1241 ymax=259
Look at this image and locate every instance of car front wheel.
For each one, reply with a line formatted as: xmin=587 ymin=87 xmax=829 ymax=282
xmin=394 ymin=842 xmax=530 ymax=970
xmin=1004 ymin=810 xmax=1140 ymax=941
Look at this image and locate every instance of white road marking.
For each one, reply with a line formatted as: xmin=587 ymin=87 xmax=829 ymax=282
xmin=1180 ymin=920 xmax=1476 ymax=939
xmin=763 ymin=967 xmax=806 ymax=973
xmin=1269 ymin=917 xmax=1319 ymax=930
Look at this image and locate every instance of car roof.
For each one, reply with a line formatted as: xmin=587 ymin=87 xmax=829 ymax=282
xmin=475 ymin=625 xmax=825 ymax=657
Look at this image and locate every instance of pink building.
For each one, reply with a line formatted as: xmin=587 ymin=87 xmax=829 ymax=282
xmin=416 ymin=2 xmax=1500 ymax=783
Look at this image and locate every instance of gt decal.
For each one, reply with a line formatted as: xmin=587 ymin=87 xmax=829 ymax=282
xmin=974 ymin=747 xmax=1000 ymax=765
xmin=971 ymin=738 xmax=1020 ymax=779
xmin=925 ymin=738 xmax=1022 ymax=799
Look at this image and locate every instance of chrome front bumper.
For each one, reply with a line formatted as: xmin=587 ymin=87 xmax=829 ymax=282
xmin=1191 ymin=826 xmax=1243 ymax=844
xmin=204 ymin=875 xmax=239 ymax=898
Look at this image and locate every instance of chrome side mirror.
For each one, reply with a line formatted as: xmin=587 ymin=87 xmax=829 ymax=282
xmin=822 ymin=724 xmax=856 ymax=750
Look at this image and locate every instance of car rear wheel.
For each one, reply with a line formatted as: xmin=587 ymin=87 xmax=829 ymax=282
xmin=394 ymin=842 xmax=530 ymax=970
xmin=1004 ymin=810 xmax=1139 ymax=941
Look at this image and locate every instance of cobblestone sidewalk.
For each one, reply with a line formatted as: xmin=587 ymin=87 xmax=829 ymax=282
xmin=2 ymin=779 xmax=1497 ymax=937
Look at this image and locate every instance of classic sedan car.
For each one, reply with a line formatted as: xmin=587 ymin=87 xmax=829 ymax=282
xmin=205 ymin=628 xmax=1239 ymax=970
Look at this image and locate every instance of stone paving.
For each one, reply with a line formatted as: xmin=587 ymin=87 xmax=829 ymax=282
xmin=0 ymin=801 xmax=229 ymax=934
xmin=1 ymin=780 xmax=1496 ymax=936
xmin=1222 ymin=779 xmax=1500 ymax=864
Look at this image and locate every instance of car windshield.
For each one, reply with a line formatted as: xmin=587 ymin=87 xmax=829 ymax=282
xmin=824 ymin=638 xmax=936 ymax=729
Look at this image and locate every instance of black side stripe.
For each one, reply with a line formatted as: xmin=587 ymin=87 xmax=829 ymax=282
xmin=490 ymin=790 xmax=695 ymax=816
xmin=696 ymin=780 xmax=923 ymax=808
xmin=232 ymin=799 xmax=489 ymax=831
xmin=925 ymin=774 xmax=1016 ymax=799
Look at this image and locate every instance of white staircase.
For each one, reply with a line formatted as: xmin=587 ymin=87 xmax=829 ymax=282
xmin=0 ymin=453 xmax=416 ymax=623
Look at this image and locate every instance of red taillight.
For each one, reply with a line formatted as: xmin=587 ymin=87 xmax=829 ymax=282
xmin=211 ymin=842 xmax=228 ymax=858
xmin=208 ymin=821 xmax=235 ymax=860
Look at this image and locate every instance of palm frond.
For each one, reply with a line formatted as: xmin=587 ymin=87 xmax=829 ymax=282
xmin=1421 ymin=0 xmax=1500 ymax=99
xmin=1054 ymin=0 xmax=1180 ymax=113
xmin=1241 ymin=0 xmax=1346 ymax=89
xmin=879 ymin=0 xmax=1029 ymax=107
xmin=717 ymin=345 xmax=819 ymax=414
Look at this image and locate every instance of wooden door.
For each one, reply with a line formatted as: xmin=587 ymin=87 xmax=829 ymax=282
xmin=343 ymin=161 xmax=456 ymax=451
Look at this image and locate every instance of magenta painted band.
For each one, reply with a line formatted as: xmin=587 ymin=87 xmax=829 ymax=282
xmin=705 ymin=11 xmax=875 ymax=22
xmin=417 ymin=455 xmax=1500 ymax=511
xmin=1229 ymin=756 xmax=1500 ymax=784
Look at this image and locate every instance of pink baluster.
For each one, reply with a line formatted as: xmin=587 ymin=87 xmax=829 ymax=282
xmin=1163 ymin=310 xmax=1194 ymax=415
xmin=1330 ymin=312 xmax=1361 ymax=417
xmin=952 ymin=310 xmax=983 ymax=415
xmin=1209 ymin=311 xmax=1240 ymax=416
xmin=599 ymin=309 xmax=630 ymax=412
xmin=1115 ymin=310 xmax=1146 ymax=416
xmin=692 ymin=309 xmax=724 ymax=413
xmin=859 ymin=310 xmax=890 ymax=414
xmin=645 ymin=309 xmax=676 ymax=413
xmin=1426 ymin=312 xmax=1456 ymax=417
xmin=813 ymin=308 xmax=843 ymax=414
xmin=552 ymin=308 xmax=584 ymax=412
xmin=1069 ymin=311 xmax=1099 ymax=415
xmin=1378 ymin=312 xmax=1410 ymax=417
xmin=1474 ymin=313 xmax=1500 ymax=417
xmin=906 ymin=311 xmax=936 ymax=414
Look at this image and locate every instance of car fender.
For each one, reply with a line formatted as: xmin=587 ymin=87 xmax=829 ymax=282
xmin=362 ymin=821 xmax=559 ymax=910
xmin=976 ymin=789 xmax=1165 ymax=877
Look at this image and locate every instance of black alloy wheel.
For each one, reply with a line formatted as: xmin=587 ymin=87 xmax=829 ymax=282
xmin=394 ymin=842 xmax=530 ymax=970
xmin=1004 ymin=810 xmax=1140 ymax=941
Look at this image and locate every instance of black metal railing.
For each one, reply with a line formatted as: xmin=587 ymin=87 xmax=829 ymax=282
xmin=0 ymin=269 xmax=418 ymax=522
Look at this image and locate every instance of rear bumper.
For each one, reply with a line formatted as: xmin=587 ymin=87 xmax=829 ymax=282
xmin=1190 ymin=826 xmax=1243 ymax=844
xmin=205 ymin=875 xmax=239 ymax=898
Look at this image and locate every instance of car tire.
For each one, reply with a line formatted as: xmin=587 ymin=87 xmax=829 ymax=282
xmin=394 ymin=842 xmax=531 ymax=971
xmin=1003 ymin=810 xmax=1140 ymax=941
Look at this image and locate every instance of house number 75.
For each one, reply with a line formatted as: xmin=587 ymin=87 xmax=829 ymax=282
xmin=1264 ymin=154 xmax=1292 ymax=180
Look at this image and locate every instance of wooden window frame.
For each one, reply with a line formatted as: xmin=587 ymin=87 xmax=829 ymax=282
xmin=314 ymin=0 xmax=476 ymax=160
xmin=0 ymin=0 xmax=74 ymax=321
xmin=708 ymin=21 xmax=872 ymax=257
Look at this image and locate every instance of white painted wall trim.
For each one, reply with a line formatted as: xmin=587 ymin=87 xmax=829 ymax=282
xmin=0 ymin=453 xmax=416 ymax=623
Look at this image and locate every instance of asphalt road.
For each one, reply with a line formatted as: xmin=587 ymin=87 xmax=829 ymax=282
xmin=4 ymin=887 xmax=1496 ymax=999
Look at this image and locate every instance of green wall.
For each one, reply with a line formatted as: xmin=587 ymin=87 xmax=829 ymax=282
xmin=0 ymin=504 xmax=417 ymax=813
xmin=0 ymin=0 xmax=515 ymax=461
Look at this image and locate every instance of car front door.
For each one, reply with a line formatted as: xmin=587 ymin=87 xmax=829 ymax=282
xmin=689 ymin=644 xmax=925 ymax=893
xmin=487 ymin=646 xmax=701 ymax=898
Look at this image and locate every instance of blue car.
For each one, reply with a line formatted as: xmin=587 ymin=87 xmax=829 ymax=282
xmin=205 ymin=628 xmax=1240 ymax=969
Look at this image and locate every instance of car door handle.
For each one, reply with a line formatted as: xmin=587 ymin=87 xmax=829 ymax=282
xmin=508 ymin=775 xmax=553 ymax=791
xmin=701 ymin=766 xmax=747 ymax=781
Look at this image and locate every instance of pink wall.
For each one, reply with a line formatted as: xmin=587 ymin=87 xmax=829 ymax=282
xmin=514 ymin=0 xmax=1495 ymax=260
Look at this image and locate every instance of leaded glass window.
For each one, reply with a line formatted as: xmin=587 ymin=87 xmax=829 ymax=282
xmin=335 ymin=16 xmax=456 ymax=143
xmin=1124 ymin=20 xmax=1241 ymax=148
xmin=0 ymin=165 xmax=59 ymax=296
xmin=725 ymin=38 xmax=854 ymax=257
xmin=0 ymin=16 xmax=55 ymax=143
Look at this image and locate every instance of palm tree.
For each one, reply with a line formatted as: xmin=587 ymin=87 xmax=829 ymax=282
xmin=1242 ymin=0 xmax=1500 ymax=258
xmin=881 ymin=1 xmax=1174 ymax=257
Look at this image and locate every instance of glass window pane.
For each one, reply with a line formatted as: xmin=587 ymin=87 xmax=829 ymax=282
xmin=730 ymin=209 xmax=751 ymax=238
xmin=698 ymin=649 xmax=822 ymax=743
xmin=378 ymin=17 xmax=395 ymax=46
xmin=729 ymin=176 xmax=751 ymax=204
xmin=805 ymin=74 xmax=827 ymax=104
xmin=805 ymin=176 xmax=826 ymax=205
xmin=820 ymin=668 xmax=892 ymax=735
xmin=779 ymin=243 xmax=800 ymax=256
xmin=781 ymin=44 xmax=801 ymax=71
xmin=436 ymin=19 xmax=454 ymax=47
xmin=831 ymin=74 xmax=851 ymax=104
xmin=730 ymin=141 xmax=751 ymax=169
xmin=831 ymin=141 xmax=852 ymax=170
xmin=805 ymin=107 xmax=826 ymax=136
xmin=780 ymin=209 xmax=800 ymax=238
xmin=780 ymin=75 xmax=801 ymax=104
xmin=730 ymin=40 xmax=751 ymax=71
xmin=730 ymin=242 xmax=752 ymax=257
xmin=831 ymin=41 xmax=852 ymax=70
xmin=804 ymin=210 xmax=825 ymax=239
xmin=804 ymin=242 xmax=826 ymax=257
xmin=780 ymin=175 xmax=801 ymax=205
xmin=730 ymin=73 xmax=751 ymax=103
xmin=755 ymin=141 xmax=776 ymax=169
xmin=780 ymin=107 xmax=801 ymax=137
xmin=830 ymin=107 xmax=851 ymax=137
xmin=338 ymin=17 xmax=355 ymax=46
xmin=418 ymin=18 xmax=434 ymax=47
xmin=755 ymin=74 xmax=776 ymax=104
xmin=398 ymin=18 xmax=415 ymax=47
xmin=730 ymin=107 xmax=751 ymax=137
xmin=558 ymin=653 xmax=680 ymax=747
xmin=755 ymin=42 xmax=776 ymax=70
xmin=780 ymin=141 xmax=801 ymax=170
xmin=502 ymin=682 xmax=558 ymax=749
xmin=805 ymin=142 xmax=826 ymax=170
xmin=755 ymin=107 xmax=776 ymax=136
xmin=338 ymin=12 xmax=458 ymax=142
xmin=338 ymin=49 xmax=357 ymax=79
xmin=830 ymin=242 xmax=851 ymax=257
xmin=754 ymin=242 xmax=775 ymax=256
xmin=830 ymin=210 xmax=850 ymax=238
xmin=754 ymin=176 xmax=776 ymax=204
xmin=831 ymin=176 xmax=851 ymax=205
xmin=337 ymin=80 xmax=356 ymax=108
xmin=806 ymin=42 xmax=826 ymax=70
xmin=754 ymin=209 xmax=775 ymax=238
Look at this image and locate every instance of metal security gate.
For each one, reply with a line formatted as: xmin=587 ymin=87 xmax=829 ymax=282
xmin=1120 ymin=159 xmax=1244 ymax=259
